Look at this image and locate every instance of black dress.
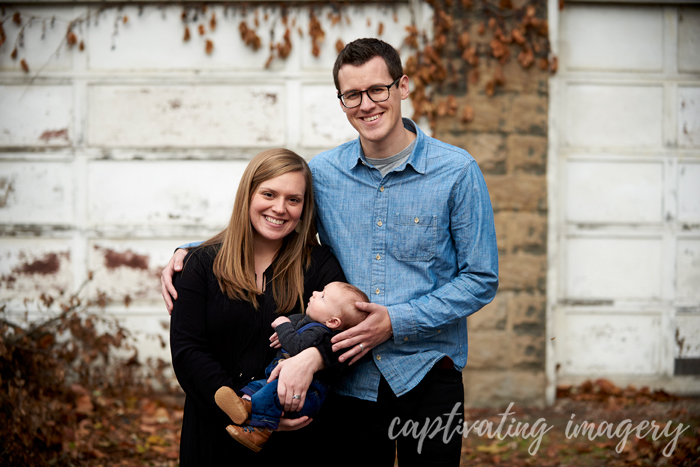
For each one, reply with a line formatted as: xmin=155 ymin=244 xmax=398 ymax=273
xmin=170 ymin=244 xmax=345 ymax=465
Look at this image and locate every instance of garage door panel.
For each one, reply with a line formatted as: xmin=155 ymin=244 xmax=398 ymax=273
xmin=561 ymin=313 xmax=661 ymax=375
xmin=565 ymin=160 xmax=663 ymax=224
xmin=565 ymin=84 xmax=663 ymax=148
xmin=565 ymin=237 xmax=662 ymax=300
xmin=561 ymin=5 xmax=663 ymax=72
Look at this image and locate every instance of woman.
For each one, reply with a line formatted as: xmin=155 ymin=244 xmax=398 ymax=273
xmin=170 ymin=149 xmax=345 ymax=464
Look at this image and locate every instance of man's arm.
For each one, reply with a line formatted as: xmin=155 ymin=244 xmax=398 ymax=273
xmin=332 ymin=160 xmax=498 ymax=363
xmin=161 ymin=242 xmax=202 ymax=314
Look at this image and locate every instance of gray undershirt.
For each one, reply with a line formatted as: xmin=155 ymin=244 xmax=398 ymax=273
xmin=364 ymin=121 xmax=417 ymax=178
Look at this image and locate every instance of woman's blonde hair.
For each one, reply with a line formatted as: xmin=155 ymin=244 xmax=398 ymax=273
xmin=202 ymin=148 xmax=317 ymax=314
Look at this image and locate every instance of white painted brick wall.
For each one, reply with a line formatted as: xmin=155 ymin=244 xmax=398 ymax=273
xmin=0 ymin=2 xmax=429 ymax=363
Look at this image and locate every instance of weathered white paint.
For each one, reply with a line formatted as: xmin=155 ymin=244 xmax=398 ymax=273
xmin=0 ymin=85 xmax=74 ymax=147
xmin=561 ymin=5 xmax=664 ymax=72
xmin=562 ymin=313 xmax=662 ymax=375
xmin=0 ymin=161 xmax=75 ymax=224
xmin=548 ymin=2 xmax=700 ymax=401
xmin=565 ymin=159 xmax=664 ymax=224
xmin=677 ymin=239 xmax=700 ymax=304
xmin=565 ymin=236 xmax=663 ymax=300
xmin=87 ymin=160 xmax=246 ymax=226
xmin=564 ymin=84 xmax=664 ymax=148
xmin=0 ymin=2 xmax=429 ymax=366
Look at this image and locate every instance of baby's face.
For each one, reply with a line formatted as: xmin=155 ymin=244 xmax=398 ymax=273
xmin=306 ymin=283 xmax=344 ymax=327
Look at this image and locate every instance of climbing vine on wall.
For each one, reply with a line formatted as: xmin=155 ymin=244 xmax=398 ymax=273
xmin=0 ymin=0 xmax=555 ymax=129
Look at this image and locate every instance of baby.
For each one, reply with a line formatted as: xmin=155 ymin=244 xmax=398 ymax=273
xmin=215 ymin=281 xmax=369 ymax=452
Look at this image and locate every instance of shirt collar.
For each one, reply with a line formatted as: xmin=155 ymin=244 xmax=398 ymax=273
xmin=348 ymin=118 xmax=427 ymax=175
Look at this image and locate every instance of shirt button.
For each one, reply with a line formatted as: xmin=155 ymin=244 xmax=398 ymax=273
xmin=377 ymin=220 xmax=383 ymax=227
xmin=375 ymin=288 xmax=380 ymax=295
xmin=376 ymin=254 xmax=381 ymax=260
xmin=414 ymin=217 xmax=420 ymax=223
xmin=376 ymin=356 xmax=381 ymax=361
xmin=404 ymin=336 xmax=408 ymax=342
xmin=380 ymin=186 xmax=385 ymax=192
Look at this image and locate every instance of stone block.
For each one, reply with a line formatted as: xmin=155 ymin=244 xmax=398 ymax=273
xmin=506 ymin=94 xmax=548 ymax=135
xmin=463 ymin=370 xmax=546 ymax=408
xmin=484 ymin=174 xmax=547 ymax=212
xmin=434 ymin=129 xmax=506 ymax=176
xmin=510 ymin=333 xmax=546 ymax=370
xmin=508 ymin=292 xmax=546 ymax=334
xmin=459 ymin=94 xmax=512 ymax=133
xmin=495 ymin=212 xmax=546 ymax=254
xmin=468 ymin=291 xmax=508 ymax=331
xmin=500 ymin=59 xmax=549 ymax=95
xmin=498 ymin=253 xmax=546 ymax=292
xmin=506 ymin=134 xmax=547 ymax=175
xmin=465 ymin=330 xmax=509 ymax=370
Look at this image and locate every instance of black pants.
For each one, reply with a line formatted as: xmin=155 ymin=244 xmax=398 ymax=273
xmin=306 ymin=365 xmax=465 ymax=467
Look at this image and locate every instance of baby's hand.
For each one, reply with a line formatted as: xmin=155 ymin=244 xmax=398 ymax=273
xmin=271 ymin=316 xmax=291 ymax=329
xmin=270 ymin=332 xmax=281 ymax=349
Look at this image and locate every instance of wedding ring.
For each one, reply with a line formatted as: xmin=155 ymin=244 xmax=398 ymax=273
xmin=359 ymin=343 xmax=365 ymax=352
xmin=292 ymin=394 xmax=301 ymax=400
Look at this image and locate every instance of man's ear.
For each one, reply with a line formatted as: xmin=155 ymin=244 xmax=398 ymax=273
xmin=326 ymin=317 xmax=342 ymax=329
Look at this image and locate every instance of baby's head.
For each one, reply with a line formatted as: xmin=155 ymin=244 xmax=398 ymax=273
xmin=306 ymin=282 xmax=369 ymax=330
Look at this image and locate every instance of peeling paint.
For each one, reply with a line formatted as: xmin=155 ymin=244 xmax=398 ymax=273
xmin=39 ymin=128 xmax=69 ymax=142
xmin=96 ymin=247 xmax=150 ymax=270
xmin=13 ymin=252 xmax=62 ymax=275
xmin=0 ymin=178 xmax=14 ymax=208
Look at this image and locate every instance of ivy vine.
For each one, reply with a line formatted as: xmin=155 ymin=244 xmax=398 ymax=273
xmin=0 ymin=0 xmax=556 ymax=130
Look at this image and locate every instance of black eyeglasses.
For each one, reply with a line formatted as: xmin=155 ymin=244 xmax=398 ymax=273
xmin=337 ymin=77 xmax=401 ymax=108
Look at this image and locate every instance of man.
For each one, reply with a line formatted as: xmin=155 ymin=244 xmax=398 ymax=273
xmin=162 ymin=38 xmax=498 ymax=466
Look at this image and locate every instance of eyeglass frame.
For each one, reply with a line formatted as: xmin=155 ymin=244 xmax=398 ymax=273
xmin=337 ymin=77 xmax=402 ymax=109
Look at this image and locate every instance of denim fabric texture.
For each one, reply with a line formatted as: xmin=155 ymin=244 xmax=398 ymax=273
xmin=242 ymin=358 xmax=329 ymax=430
xmin=309 ymin=118 xmax=499 ymax=401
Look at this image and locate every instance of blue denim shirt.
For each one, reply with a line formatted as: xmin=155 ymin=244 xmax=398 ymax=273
xmin=309 ymin=118 xmax=499 ymax=400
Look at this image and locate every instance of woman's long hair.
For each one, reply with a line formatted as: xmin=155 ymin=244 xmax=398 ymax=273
xmin=202 ymin=148 xmax=318 ymax=314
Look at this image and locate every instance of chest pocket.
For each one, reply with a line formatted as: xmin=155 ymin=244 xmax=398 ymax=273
xmin=391 ymin=214 xmax=437 ymax=261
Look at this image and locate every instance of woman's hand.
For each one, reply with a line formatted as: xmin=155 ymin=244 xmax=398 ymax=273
xmin=269 ymin=332 xmax=281 ymax=349
xmin=266 ymin=347 xmax=324 ymax=413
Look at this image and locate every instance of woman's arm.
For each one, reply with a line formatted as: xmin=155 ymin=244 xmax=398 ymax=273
xmin=266 ymin=347 xmax=324 ymax=413
xmin=170 ymin=250 xmax=233 ymax=419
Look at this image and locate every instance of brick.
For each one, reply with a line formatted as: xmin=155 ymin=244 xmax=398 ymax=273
xmin=463 ymin=370 xmax=546 ymax=408
xmin=465 ymin=331 xmax=510 ymax=370
xmin=484 ymin=174 xmax=547 ymax=212
xmin=506 ymin=134 xmax=548 ymax=175
xmin=498 ymin=253 xmax=546 ymax=292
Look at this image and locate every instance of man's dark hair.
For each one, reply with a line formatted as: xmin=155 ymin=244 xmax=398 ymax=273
xmin=332 ymin=38 xmax=403 ymax=92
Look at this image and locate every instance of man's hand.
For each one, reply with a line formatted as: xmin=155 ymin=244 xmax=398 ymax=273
xmin=331 ymin=302 xmax=393 ymax=365
xmin=161 ymin=249 xmax=188 ymax=315
xmin=267 ymin=347 xmax=323 ymax=413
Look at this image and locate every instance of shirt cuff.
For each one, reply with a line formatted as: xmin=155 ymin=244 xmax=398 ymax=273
xmin=386 ymin=302 xmax=416 ymax=344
